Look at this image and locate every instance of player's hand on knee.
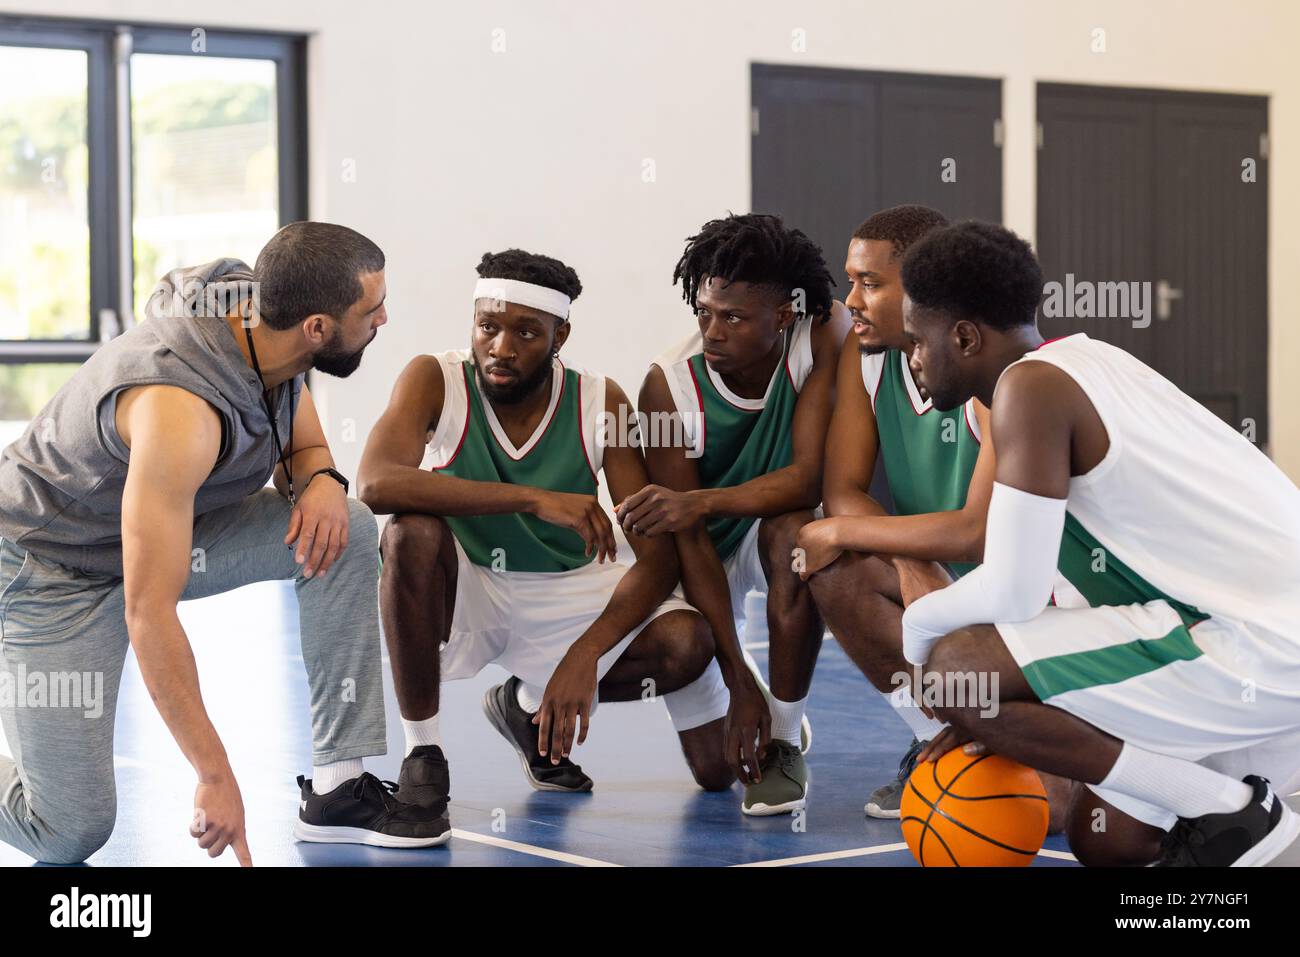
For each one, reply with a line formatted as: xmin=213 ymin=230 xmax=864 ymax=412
xmin=893 ymin=558 xmax=953 ymax=607
xmin=192 ymin=776 xmax=253 ymax=866
xmin=286 ymin=477 xmax=349 ymax=578
xmin=793 ymin=518 xmax=844 ymax=580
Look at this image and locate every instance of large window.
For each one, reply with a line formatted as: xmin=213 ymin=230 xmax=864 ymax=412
xmin=0 ymin=17 xmax=305 ymax=439
xmin=0 ymin=45 xmax=90 ymax=343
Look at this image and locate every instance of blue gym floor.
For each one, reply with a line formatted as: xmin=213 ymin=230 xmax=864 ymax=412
xmin=1 ymin=580 xmax=1293 ymax=868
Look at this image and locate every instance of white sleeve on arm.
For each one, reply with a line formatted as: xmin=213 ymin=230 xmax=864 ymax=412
xmin=901 ymin=482 xmax=1067 ymax=665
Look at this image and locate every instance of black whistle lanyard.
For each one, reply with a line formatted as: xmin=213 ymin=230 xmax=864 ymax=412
xmin=244 ymin=323 xmax=296 ymax=506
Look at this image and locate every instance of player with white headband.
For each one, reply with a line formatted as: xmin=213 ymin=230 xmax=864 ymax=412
xmin=357 ymin=249 xmax=733 ymax=824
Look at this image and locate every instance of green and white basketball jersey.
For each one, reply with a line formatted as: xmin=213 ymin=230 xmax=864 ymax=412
xmin=654 ymin=317 xmax=816 ymax=561
xmin=1012 ymin=334 xmax=1300 ymax=649
xmin=423 ymin=349 xmax=606 ymax=572
xmin=863 ymin=349 xmax=982 ymax=576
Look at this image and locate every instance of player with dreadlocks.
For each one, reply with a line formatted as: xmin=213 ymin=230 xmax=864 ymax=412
xmin=618 ymin=213 xmax=851 ymax=815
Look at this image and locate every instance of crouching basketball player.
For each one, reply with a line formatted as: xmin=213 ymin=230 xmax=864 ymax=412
xmin=898 ymin=221 xmax=1300 ymax=867
xmin=619 ymin=214 xmax=852 ymax=816
xmin=796 ymin=205 xmax=1074 ymax=830
xmin=358 ymin=250 xmax=733 ymax=822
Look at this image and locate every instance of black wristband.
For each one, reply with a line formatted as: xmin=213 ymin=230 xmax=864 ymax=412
xmin=306 ymin=467 xmax=349 ymax=495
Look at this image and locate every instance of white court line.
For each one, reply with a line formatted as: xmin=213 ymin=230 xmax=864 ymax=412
xmin=450 ymin=828 xmax=622 ymax=867
xmin=1037 ymin=848 xmax=1078 ymax=862
xmin=735 ymin=841 xmax=1079 ymax=867
xmin=733 ymin=841 xmax=909 ymax=867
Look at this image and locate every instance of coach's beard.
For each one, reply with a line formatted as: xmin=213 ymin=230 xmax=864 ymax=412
xmin=313 ymin=327 xmax=376 ymax=378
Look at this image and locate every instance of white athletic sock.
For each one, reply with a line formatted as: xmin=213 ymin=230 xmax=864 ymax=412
xmin=516 ymin=680 xmax=544 ymax=714
xmin=769 ymin=693 xmax=807 ymax=747
xmin=401 ymin=713 xmax=442 ymax=755
xmin=1099 ymin=743 xmax=1253 ymax=819
xmin=312 ymin=757 xmax=363 ymax=795
xmin=887 ymin=684 xmax=948 ymax=741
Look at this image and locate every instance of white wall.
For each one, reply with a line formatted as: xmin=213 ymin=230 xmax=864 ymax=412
xmin=9 ymin=0 xmax=1300 ymax=480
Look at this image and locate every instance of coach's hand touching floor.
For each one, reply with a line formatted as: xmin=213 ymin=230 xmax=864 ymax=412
xmin=119 ymin=385 xmax=257 ymax=866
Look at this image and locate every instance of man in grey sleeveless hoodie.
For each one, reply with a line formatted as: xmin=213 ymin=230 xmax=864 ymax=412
xmin=0 ymin=222 xmax=448 ymax=864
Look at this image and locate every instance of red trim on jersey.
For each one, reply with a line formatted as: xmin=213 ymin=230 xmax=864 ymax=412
xmin=963 ymin=401 xmax=981 ymax=446
xmin=485 ymin=361 xmax=565 ymax=461
xmin=432 ymin=363 xmax=471 ymax=470
xmin=577 ymin=372 xmax=599 ymax=484
xmin=901 ymin=352 xmax=932 ymax=416
xmin=707 ymin=360 xmax=769 ymax=413
xmin=687 ymin=360 xmax=707 ymax=457
xmin=1037 ymin=336 xmax=1072 ymax=350
xmin=870 ymin=355 xmax=886 ymax=413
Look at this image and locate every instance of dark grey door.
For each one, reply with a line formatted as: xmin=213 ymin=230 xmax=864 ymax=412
xmin=752 ymin=63 xmax=1003 ymax=292
xmin=1037 ymin=83 xmax=1269 ymax=442
xmin=1036 ymin=88 xmax=1158 ymax=366
xmin=751 ymin=65 xmax=1003 ymax=513
xmin=751 ymin=65 xmax=879 ymax=292
xmin=879 ymin=74 xmax=1002 ymax=223
xmin=1153 ymin=97 xmax=1269 ymax=433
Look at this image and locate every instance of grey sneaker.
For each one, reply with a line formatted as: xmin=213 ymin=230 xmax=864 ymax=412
xmin=864 ymin=737 xmax=926 ymax=819
xmin=742 ymin=740 xmax=809 ymax=816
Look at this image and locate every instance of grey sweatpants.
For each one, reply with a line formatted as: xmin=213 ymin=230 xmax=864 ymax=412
xmin=0 ymin=488 xmax=388 ymax=863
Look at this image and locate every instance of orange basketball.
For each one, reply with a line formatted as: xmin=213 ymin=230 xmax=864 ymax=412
xmin=900 ymin=748 xmax=1049 ymax=867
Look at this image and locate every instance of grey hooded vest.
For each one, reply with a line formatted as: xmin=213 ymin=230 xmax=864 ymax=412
xmin=0 ymin=258 xmax=302 ymax=576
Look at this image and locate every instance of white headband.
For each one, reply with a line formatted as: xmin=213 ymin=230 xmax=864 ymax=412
xmin=473 ymin=278 xmax=571 ymax=320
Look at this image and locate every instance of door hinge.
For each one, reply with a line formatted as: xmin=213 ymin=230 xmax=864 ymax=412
xmin=1036 ymin=122 xmax=1044 ymax=149
xmin=993 ymin=118 xmax=1004 ymax=148
xmin=751 ymin=107 xmax=760 ymax=135
xmin=1260 ymin=132 xmax=1270 ymax=159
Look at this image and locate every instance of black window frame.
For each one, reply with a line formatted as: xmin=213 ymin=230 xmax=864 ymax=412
xmin=0 ymin=14 xmax=307 ymax=366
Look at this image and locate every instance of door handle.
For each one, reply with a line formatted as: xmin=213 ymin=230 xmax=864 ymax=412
xmin=1156 ymin=280 xmax=1183 ymax=321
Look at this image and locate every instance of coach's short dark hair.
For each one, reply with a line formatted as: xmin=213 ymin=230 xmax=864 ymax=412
xmin=901 ymin=221 xmax=1042 ymax=329
xmin=254 ymin=222 xmax=385 ymax=330
xmin=852 ymin=204 xmax=949 ymax=259
xmin=673 ymin=212 xmax=835 ymax=322
xmin=476 ymin=249 xmax=583 ymax=303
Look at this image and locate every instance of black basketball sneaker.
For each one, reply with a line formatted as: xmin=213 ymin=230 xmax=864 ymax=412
xmin=397 ymin=745 xmax=451 ymax=811
xmin=1154 ymin=775 xmax=1300 ymax=867
xmin=483 ymin=676 xmax=594 ymax=792
xmin=293 ymin=772 xmax=451 ymax=848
